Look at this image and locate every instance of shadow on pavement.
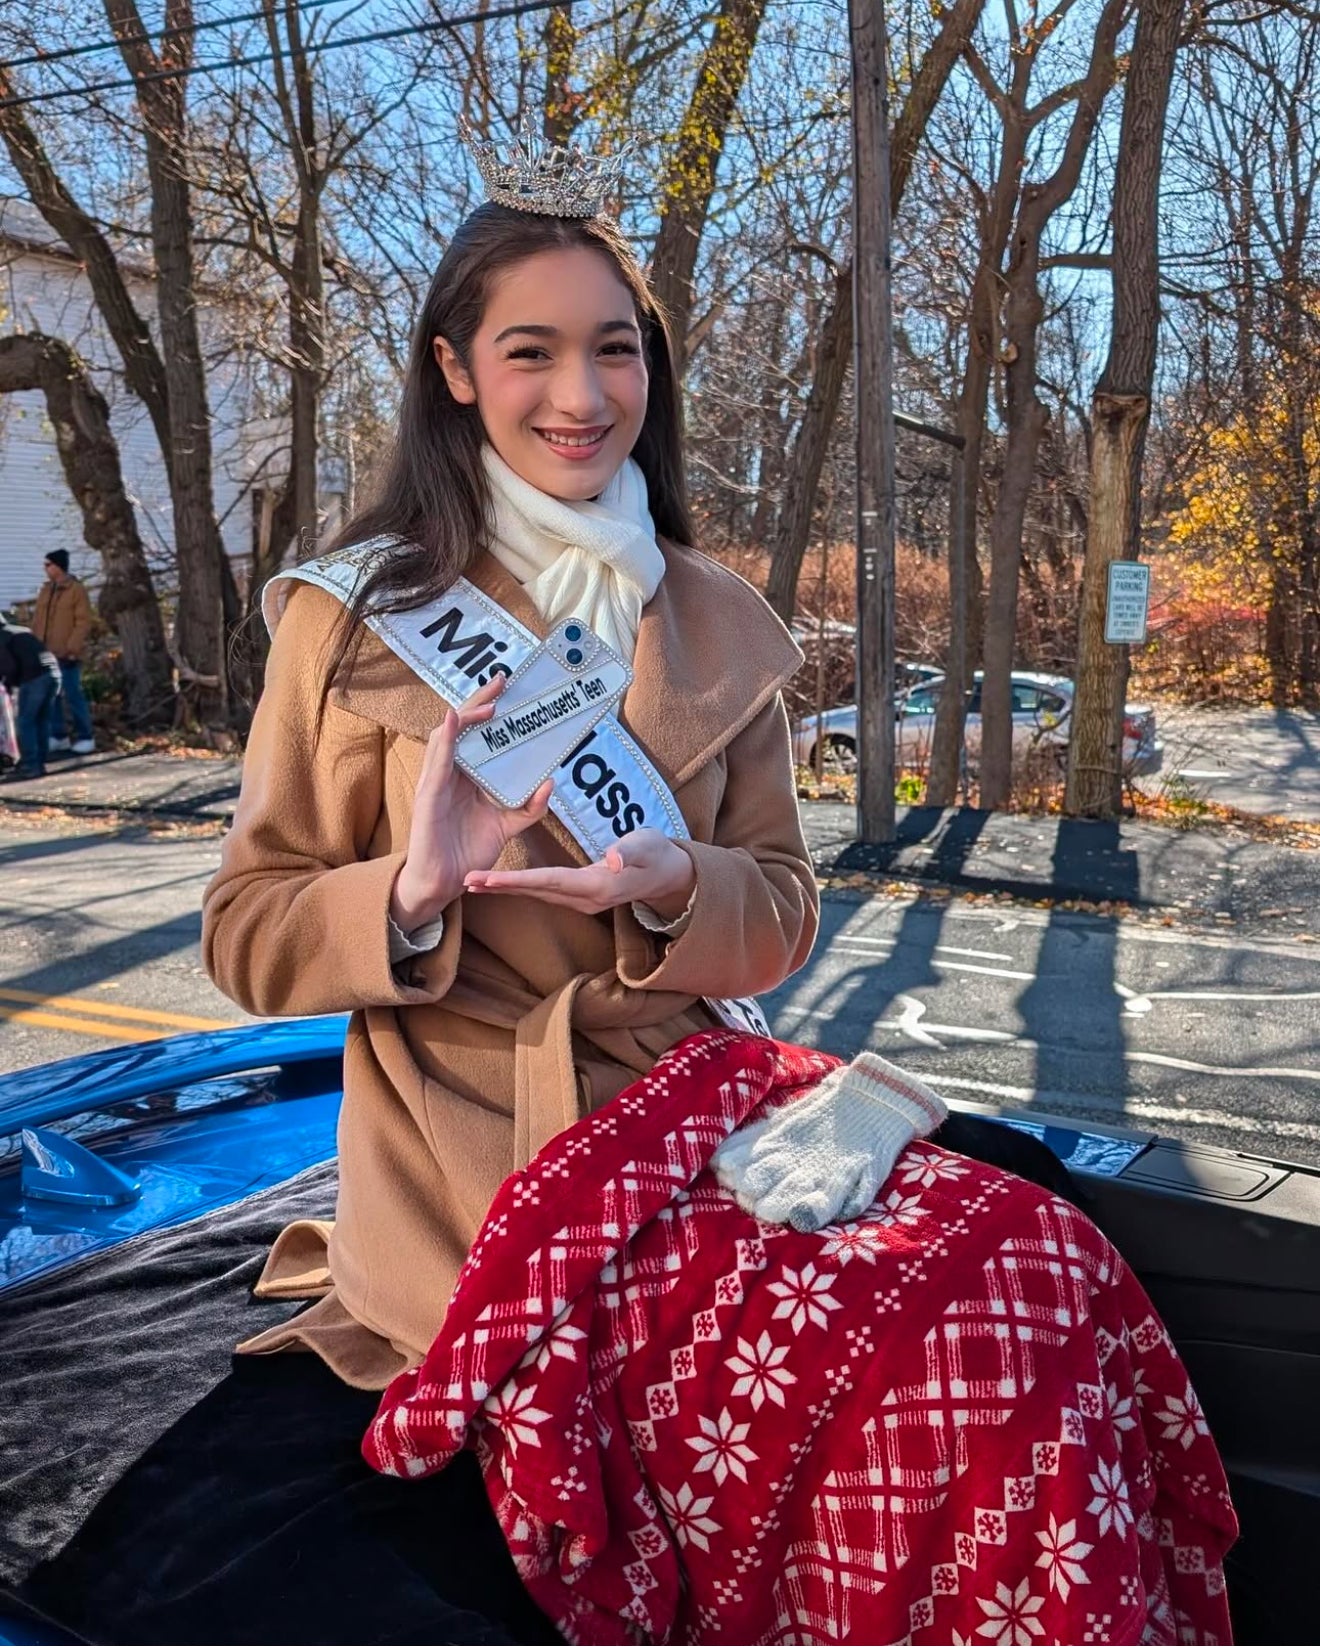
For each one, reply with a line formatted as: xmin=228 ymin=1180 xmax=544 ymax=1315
xmin=0 ymin=829 xmax=131 ymax=870
xmin=0 ymin=912 xmax=204 ymax=1009
xmin=769 ymin=810 xmax=992 ymax=1055
xmin=1021 ymin=820 xmax=1138 ymax=1123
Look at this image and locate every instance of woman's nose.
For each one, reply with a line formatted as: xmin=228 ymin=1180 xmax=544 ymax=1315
xmin=549 ymin=356 xmax=608 ymax=421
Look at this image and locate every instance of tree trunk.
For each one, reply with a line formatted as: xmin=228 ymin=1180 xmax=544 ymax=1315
xmin=1284 ymin=393 xmax=1320 ymax=706
xmin=0 ymin=334 xmax=175 ymax=726
xmin=1277 ymin=201 xmax=1318 ymax=708
xmin=1299 ymin=544 xmax=1320 ymax=710
xmin=263 ymin=0 xmax=325 ymax=576
xmin=1067 ymin=391 xmax=1148 ymax=804
xmin=764 ymin=0 xmax=988 ymax=626
xmin=925 ymin=101 xmax=1033 ymax=808
xmin=1065 ymin=0 xmax=1186 ymax=818
xmin=649 ymin=0 xmax=769 ymax=369
xmin=978 ymin=399 xmax=1049 ymax=807
xmin=926 ymin=442 xmax=970 ymax=804
xmin=106 ymin=0 xmax=231 ymax=727
xmin=0 ymin=63 xmax=243 ymax=645
xmin=543 ymin=5 xmax=576 ymax=143
xmin=0 ymin=77 xmax=172 ymax=463
xmin=765 ymin=263 xmax=853 ymax=622
xmin=1264 ymin=551 xmax=1296 ymax=705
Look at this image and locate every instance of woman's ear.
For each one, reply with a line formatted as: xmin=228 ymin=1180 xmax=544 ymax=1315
xmin=434 ymin=336 xmax=477 ymax=405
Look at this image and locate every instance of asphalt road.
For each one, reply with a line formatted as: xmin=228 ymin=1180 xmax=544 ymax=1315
xmin=4 ymin=809 xmax=1318 ymax=1171
xmin=1144 ymin=704 xmax=1320 ymax=819
xmin=763 ymin=893 xmax=1320 ymax=1167
xmin=0 ymin=814 xmax=245 ymax=1067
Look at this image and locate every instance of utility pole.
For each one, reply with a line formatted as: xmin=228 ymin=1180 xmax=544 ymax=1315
xmin=849 ymin=0 xmax=897 ymax=843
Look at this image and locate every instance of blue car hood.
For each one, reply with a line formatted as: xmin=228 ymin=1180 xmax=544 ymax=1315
xmin=0 ymin=1018 xmax=348 ymax=1294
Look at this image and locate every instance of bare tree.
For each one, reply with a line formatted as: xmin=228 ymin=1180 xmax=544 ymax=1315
xmin=976 ymin=0 xmax=1127 ymax=808
xmin=648 ymin=0 xmax=771 ymax=369
xmin=0 ymin=60 xmax=244 ymax=652
xmin=243 ymin=0 xmax=328 ymax=592
xmin=98 ymin=0 xmax=237 ymax=724
xmin=1178 ymin=15 xmax=1320 ymax=704
xmin=926 ymin=38 xmax=1042 ymax=805
xmin=763 ymin=0 xmax=988 ymax=626
xmin=0 ymin=332 xmax=175 ymax=725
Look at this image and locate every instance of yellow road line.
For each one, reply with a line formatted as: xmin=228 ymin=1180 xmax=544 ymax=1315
xmin=0 ymin=986 xmax=234 ymax=1032
xmin=0 ymin=1004 xmax=172 ymax=1042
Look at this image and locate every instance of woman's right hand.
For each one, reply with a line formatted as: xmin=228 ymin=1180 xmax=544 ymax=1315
xmin=389 ymin=674 xmax=554 ymax=932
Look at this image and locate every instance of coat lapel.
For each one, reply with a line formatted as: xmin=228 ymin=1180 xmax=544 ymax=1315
xmin=622 ymin=542 xmax=803 ymax=788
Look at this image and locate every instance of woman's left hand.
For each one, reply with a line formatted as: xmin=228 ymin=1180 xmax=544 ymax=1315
xmin=463 ymin=827 xmax=695 ymax=918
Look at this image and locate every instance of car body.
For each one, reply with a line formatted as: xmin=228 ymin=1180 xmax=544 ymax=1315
xmin=0 ymin=1020 xmax=1314 ymax=1643
xmin=793 ymin=669 xmax=1164 ymax=778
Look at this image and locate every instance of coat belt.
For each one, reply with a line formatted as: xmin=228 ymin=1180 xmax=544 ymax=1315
xmin=513 ymin=975 xmax=591 ymax=1169
xmin=443 ymin=964 xmax=708 ymax=1171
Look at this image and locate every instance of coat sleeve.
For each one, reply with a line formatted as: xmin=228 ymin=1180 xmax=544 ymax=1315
xmin=67 ymin=584 xmax=93 ymax=658
xmin=614 ymin=692 xmax=819 ymax=1000
xmin=202 ymin=584 xmax=462 ymax=1017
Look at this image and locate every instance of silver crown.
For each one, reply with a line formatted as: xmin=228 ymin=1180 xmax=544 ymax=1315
xmin=462 ymin=116 xmax=631 ymax=219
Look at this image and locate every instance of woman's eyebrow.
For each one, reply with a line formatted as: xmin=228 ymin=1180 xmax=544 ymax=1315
xmin=493 ymin=323 xmax=557 ymax=344
xmin=492 ymin=319 xmax=639 ymax=344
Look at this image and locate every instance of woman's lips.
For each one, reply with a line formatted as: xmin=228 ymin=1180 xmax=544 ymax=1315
xmin=534 ymin=426 xmax=612 ymax=461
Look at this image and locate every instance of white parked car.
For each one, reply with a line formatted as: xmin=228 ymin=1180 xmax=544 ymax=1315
xmin=793 ymin=670 xmax=1163 ymax=777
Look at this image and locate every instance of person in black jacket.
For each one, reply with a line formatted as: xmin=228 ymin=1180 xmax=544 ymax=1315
xmin=0 ymin=619 xmax=62 ymax=779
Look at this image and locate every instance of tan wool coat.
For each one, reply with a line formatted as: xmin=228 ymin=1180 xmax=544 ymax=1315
xmin=33 ymin=576 xmax=93 ymax=661
xmin=202 ymin=542 xmax=820 ymax=1389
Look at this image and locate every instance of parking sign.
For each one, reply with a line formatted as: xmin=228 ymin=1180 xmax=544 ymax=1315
xmin=1104 ymin=562 xmax=1151 ymax=644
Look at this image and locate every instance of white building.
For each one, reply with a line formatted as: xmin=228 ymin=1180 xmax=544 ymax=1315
xmin=0 ymin=197 xmax=288 ymax=610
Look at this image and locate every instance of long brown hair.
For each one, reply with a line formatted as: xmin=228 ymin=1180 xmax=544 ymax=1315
xmin=319 ymin=203 xmax=693 ymax=689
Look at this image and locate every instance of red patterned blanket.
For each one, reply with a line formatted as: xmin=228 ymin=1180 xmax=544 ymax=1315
xmin=365 ymin=1032 xmax=1237 ymax=1645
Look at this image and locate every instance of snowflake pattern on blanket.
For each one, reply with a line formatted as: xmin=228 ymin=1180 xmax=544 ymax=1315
xmin=364 ymin=1031 xmax=1237 ymax=1645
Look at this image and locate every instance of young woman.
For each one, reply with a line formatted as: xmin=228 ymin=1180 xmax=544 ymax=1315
xmin=21 ymin=165 xmax=818 ymax=1647
xmin=203 ymin=201 xmax=820 ymax=1391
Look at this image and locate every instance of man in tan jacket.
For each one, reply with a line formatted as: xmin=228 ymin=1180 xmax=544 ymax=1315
xmin=33 ymin=550 xmax=95 ymax=754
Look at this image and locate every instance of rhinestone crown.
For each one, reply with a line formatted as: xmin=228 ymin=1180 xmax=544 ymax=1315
xmin=463 ymin=116 xmax=631 ymax=219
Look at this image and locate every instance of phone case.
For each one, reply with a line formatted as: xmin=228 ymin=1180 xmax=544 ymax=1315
xmin=454 ymin=617 xmax=632 ymax=808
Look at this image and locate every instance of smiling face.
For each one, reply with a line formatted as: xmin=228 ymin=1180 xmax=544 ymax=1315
xmin=434 ymin=246 xmax=649 ymax=501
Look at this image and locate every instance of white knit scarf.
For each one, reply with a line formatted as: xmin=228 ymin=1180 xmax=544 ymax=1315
xmin=481 ymin=445 xmax=666 ymax=662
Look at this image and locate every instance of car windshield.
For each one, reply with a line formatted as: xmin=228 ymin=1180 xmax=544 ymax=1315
xmin=902 ymin=684 xmax=940 ymax=715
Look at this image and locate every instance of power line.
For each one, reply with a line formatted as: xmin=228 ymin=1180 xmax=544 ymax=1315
xmin=0 ymin=0 xmax=351 ymax=78
xmin=0 ymin=0 xmax=568 ymax=111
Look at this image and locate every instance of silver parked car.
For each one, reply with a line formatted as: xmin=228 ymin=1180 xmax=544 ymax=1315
xmin=793 ymin=669 xmax=1163 ymax=777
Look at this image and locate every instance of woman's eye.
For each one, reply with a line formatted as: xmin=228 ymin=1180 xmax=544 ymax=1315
xmin=505 ymin=346 xmax=549 ymax=362
xmin=601 ymin=343 xmax=641 ymax=357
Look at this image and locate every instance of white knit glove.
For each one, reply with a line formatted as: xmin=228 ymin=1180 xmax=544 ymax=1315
xmin=710 ymin=1052 xmax=949 ymax=1233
